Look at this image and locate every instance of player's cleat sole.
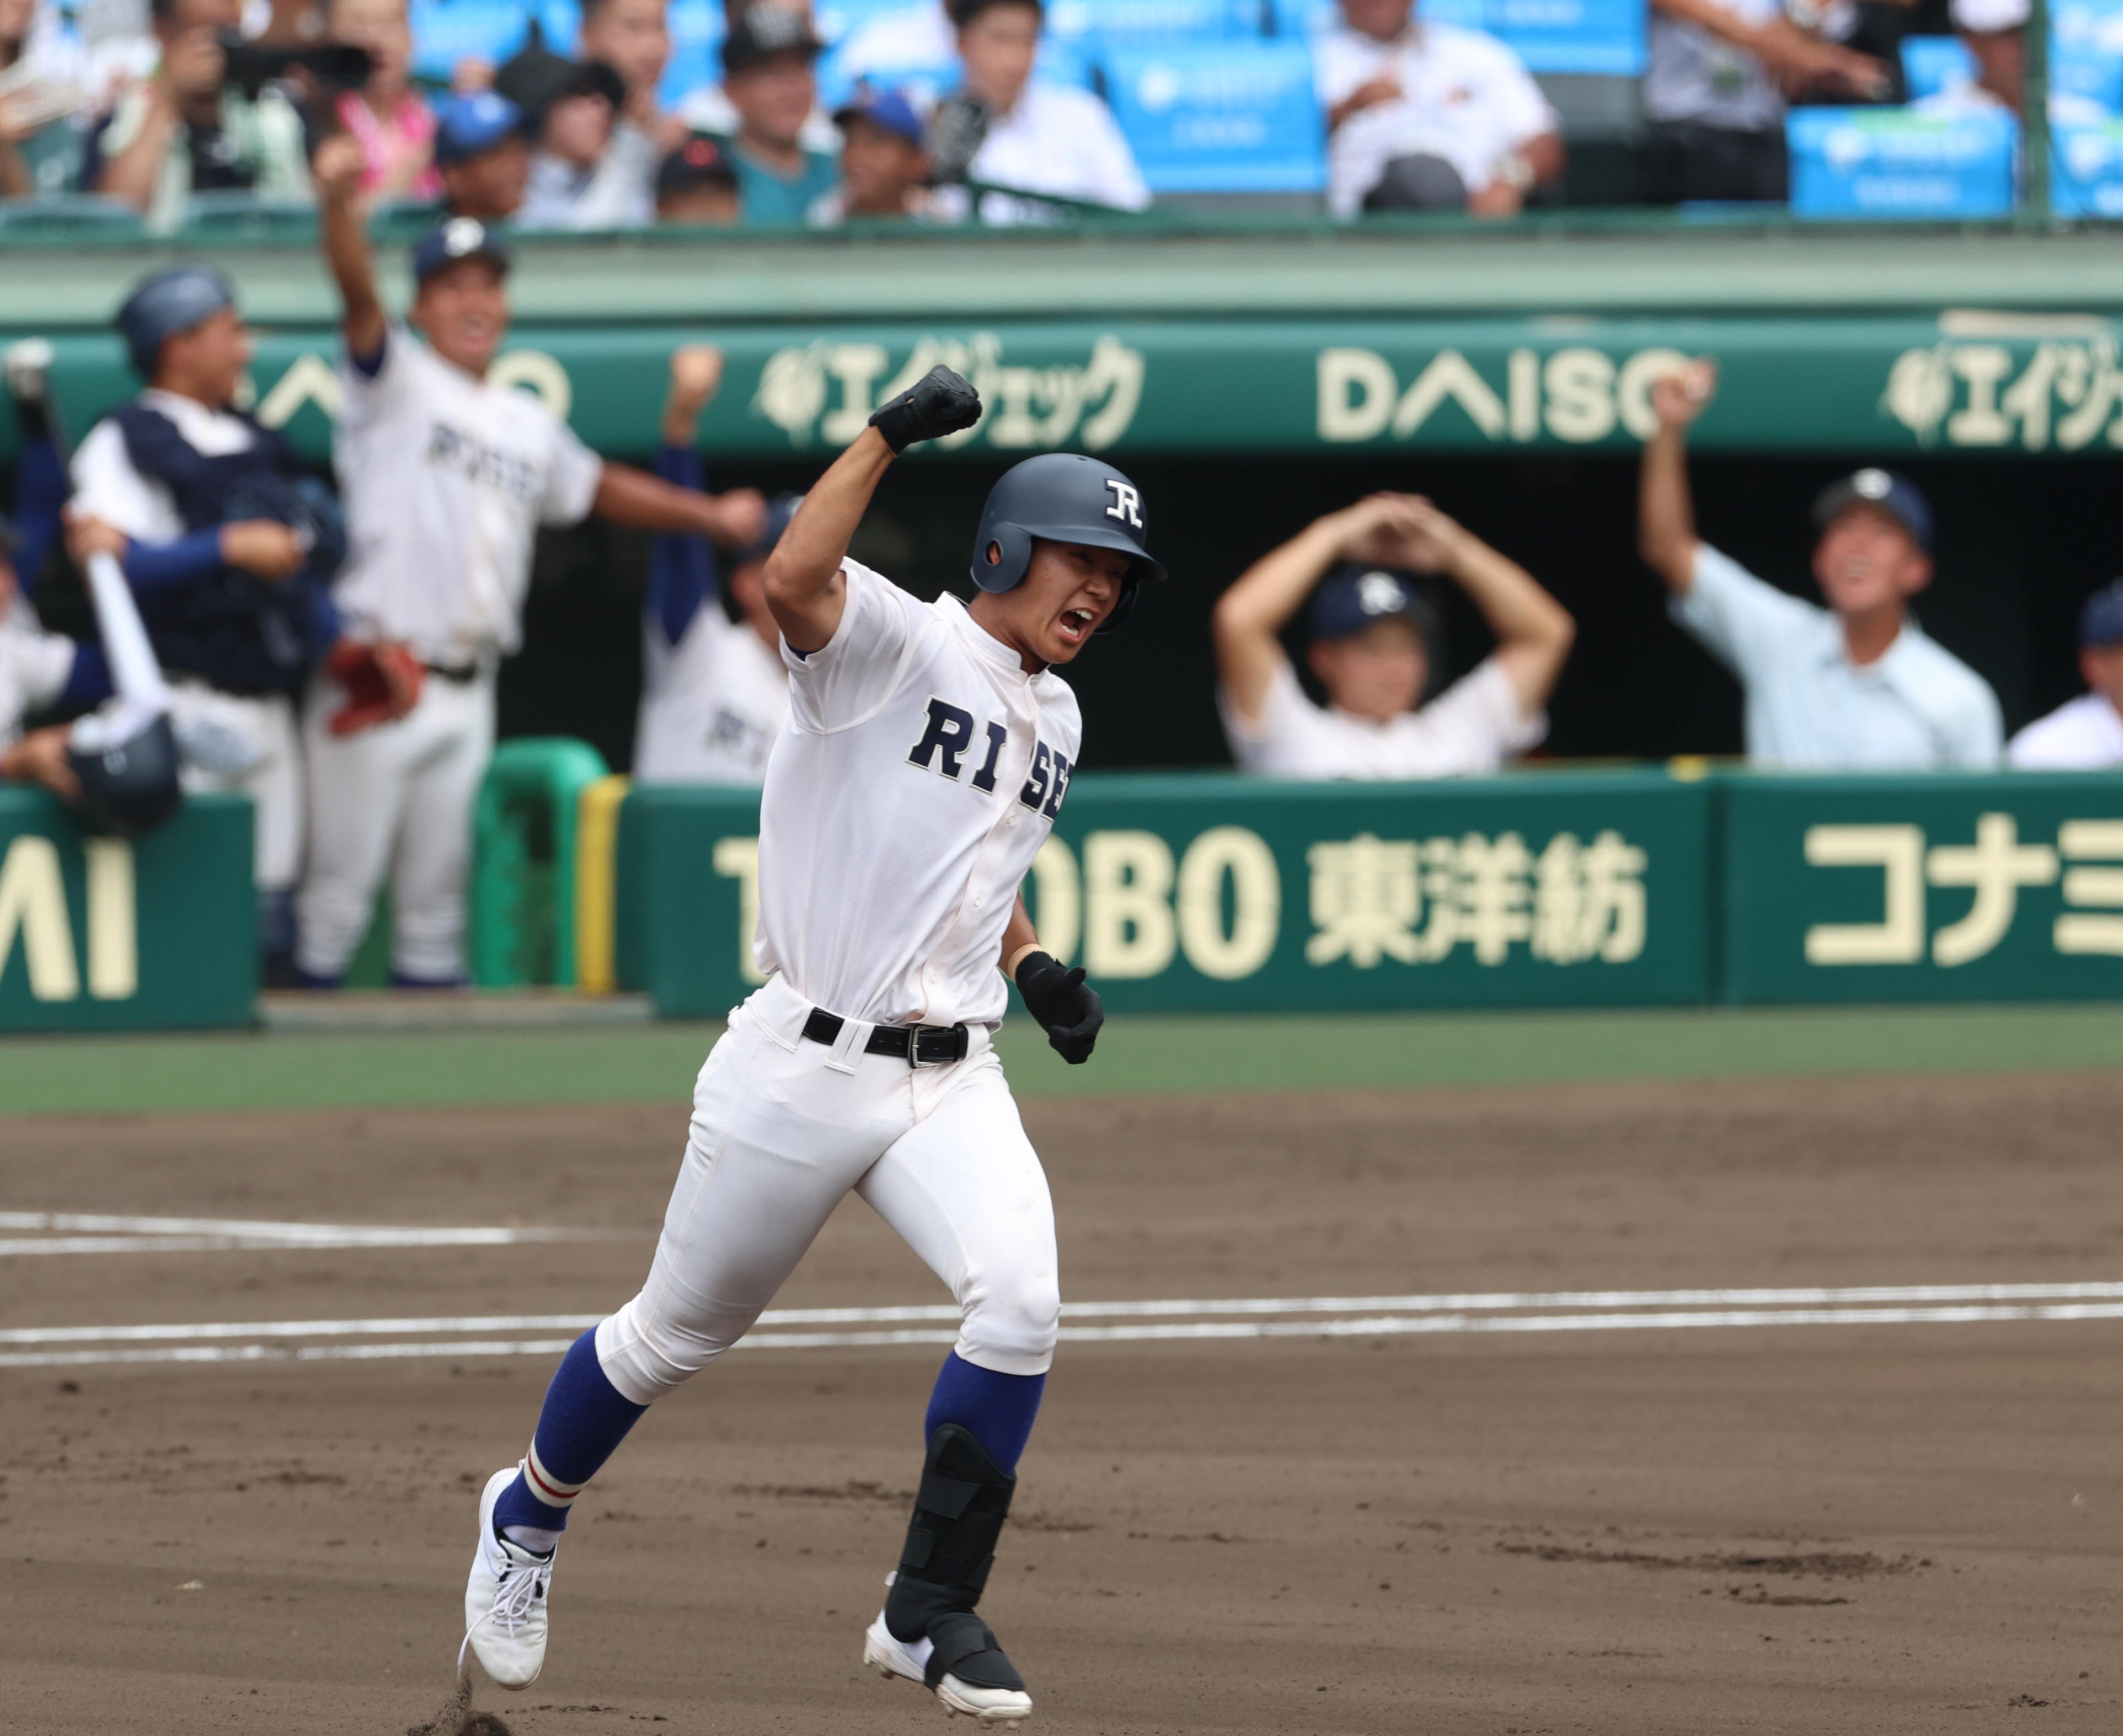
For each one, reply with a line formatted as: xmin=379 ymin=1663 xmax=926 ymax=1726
xmin=864 ymin=1612 xmax=1034 ymax=1724
xmin=460 ymin=1465 xmax=556 ymax=1690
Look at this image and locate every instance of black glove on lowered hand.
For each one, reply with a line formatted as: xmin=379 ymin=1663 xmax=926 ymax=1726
xmin=869 ymin=365 xmax=982 ymax=453
xmin=1014 ymin=951 xmax=1104 ymax=1065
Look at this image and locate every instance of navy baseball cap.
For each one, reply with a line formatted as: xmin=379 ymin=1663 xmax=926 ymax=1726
xmin=655 ymin=132 xmax=740 ymax=200
xmin=1309 ymin=562 xmax=1438 ymax=645
xmin=413 ymin=216 xmax=512 ymax=285
xmin=432 ymin=90 xmax=525 ymax=165
xmin=1812 ymin=467 xmax=1933 ymax=551
xmin=2079 ymin=579 xmax=2123 ymax=648
xmin=833 ymin=83 xmax=924 ymax=146
xmin=115 ymin=264 xmax=235 ymax=377
xmin=723 ymin=5 xmax=824 ymax=73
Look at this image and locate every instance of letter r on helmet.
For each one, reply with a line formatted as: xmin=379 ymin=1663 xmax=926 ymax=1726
xmin=1104 ymin=479 xmax=1142 ymax=528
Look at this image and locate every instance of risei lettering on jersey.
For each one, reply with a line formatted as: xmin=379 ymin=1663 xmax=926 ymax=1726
xmin=0 ymin=834 xmax=137 ymax=1003
xmin=906 ymin=698 xmax=1072 ymax=816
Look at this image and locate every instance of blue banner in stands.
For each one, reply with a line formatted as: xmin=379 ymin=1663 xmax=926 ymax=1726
xmin=2054 ymin=120 xmax=2123 ymax=215
xmin=1787 ymin=107 xmax=2019 ymax=219
xmin=2051 ymin=0 xmax=2123 ymax=110
xmin=1102 ymin=41 xmax=1326 ymax=191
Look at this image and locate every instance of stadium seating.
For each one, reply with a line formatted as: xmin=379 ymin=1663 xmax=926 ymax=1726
xmin=1101 ymin=40 xmax=1324 ymax=192
xmin=1899 ymin=34 xmax=1978 ymax=104
xmin=1787 ymin=106 xmax=2019 ymax=219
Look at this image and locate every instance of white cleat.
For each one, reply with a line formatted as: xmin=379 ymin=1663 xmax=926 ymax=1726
xmin=864 ymin=1612 xmax=1035 ymax=1724
xmin=459 ymin=1465 xmax=555 ymax=1690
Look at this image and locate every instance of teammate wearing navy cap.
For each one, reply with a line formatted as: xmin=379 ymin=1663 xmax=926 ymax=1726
xmin=2008 ymin=580 xmax=2123 ymax=769
xmin=66 ymin=262 xmax=347 ymax=973
xmin=809 ymin=83 xmax=933 ymax=223
xmin=297 ymin=137 xmax=764 ymax=989
xmin=432 ymin=89 xmax=531 ymax=220
xmin=1641 ymin=356 xmax=2002 ymax=769
xmin=458 ymin=370 xmax=1151 ymax=1724
xmin=1215 ymin=491 xmax=1573 ymax=779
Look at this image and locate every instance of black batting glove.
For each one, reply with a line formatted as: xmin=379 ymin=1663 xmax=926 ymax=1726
xmin=1015 ymin=950 xmax=1104 ymax=1065
xmin=869 ymin=365 xmax=982 ymax=454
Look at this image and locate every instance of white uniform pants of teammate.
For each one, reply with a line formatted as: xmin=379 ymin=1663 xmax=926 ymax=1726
xmin=595 ymin=973 xmax=1061 ymax=1404
xmin=167 ymin=681 xmax=302 ymax=893
xmin=295 ymin=666 xmax=495 ymax=983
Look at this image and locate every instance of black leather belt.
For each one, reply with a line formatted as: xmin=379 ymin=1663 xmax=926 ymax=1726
xmin=802 ymin=1008 xmax=969 ymax=1068
xmin=424 ymin=661 xmax=482 ymax=684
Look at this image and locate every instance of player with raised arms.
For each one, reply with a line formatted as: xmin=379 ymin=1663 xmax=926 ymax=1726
xmin=461 ymin=366 xmax=1163 ymax=1724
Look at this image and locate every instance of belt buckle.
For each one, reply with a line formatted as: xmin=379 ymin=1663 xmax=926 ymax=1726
xmin=907 ymin=1024 xmax=958 ymax=1070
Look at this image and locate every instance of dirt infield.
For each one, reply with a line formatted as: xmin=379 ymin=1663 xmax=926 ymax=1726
xmin=4 ymin=1070 xmax=2121 ymax=1734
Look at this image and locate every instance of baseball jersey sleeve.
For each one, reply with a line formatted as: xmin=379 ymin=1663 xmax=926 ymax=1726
xmin=1407 ymin=655 xmax=1547 ymax=770
xmin=69 ymin=419 xmax=179 ymax=543
xmin=783 ymin=557 xmax=928 ymax=733
xmin=1938 ymin=667 xmax=2005 ymax=768
xmin=1670 ymin=543 xmax=1820 ymax=684
xmin=1479 ymin=33 xmax=1561 ymax=149
xmin=538 ymin=417 xmax=603 ymax=528
xmin=1218 ymin=657 xmax=1318 ymax=775
xmin=337 ymin=322 xmax=420 ymax=435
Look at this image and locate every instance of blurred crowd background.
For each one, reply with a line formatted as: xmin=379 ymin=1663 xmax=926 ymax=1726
xmin=0 ymin=0 xmax=2108 ymax=232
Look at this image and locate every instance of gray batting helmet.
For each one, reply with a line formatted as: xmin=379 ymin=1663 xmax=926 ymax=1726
xmin=970 ymin=453 xmax=1164 ymax=635
xmin=115 ymin=265 xmax=236 ymax=377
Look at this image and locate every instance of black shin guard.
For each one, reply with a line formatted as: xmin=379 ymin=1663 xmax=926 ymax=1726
xmin=884 ymin=1424 xmax=1025 ymax=1692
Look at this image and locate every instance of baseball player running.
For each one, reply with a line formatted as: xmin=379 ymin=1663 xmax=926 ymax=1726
xmin=461 ymin=368 xmax=1156 ymax=1723
xmin=300 ymin=137 xmax=766 ymax=987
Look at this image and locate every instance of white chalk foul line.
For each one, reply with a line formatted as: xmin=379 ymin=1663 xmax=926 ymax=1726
xmin=5 ymin=1288 xmax=2123 ymax=1369
xmin=0 ymin=1212 xmax=590 ymax=1257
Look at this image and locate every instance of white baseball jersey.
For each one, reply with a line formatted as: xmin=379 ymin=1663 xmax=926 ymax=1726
xmin=331 ymin=324 xmax=603 ymax=665
xmin=2007 ymin=690 xmax=2123 ymax=769
xmin=0 ymin=609 xmax=76 ymax=747
xmin=755 ymin=558 xmax=1081 ymax=1028
xmin=1221 ymin=655 xmax=1544 ymax=780
xmin=633 ymin=606 xmax=789 ymax=785
xmin=71 ymin=388 xmax=256 ymax=542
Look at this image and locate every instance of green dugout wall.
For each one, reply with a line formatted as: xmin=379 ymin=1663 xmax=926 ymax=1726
xmin=614 ymin=768 xmax=2123 ymax=1021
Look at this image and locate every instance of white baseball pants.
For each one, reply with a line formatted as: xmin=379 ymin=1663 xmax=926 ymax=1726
xmin=167 ymin=682 xmax=302 ymax=891
xmin=595 ymin=973 xmax=1062 ymax=1405
xmin=295 ymin=667 xmax=495 ymax=982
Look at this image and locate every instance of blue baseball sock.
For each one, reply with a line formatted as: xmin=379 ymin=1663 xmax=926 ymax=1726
xmin=493 ymin=1330 xmax=648 ymax=1537
xmin=923 ymin=1351 xmax=1046 ymax=1475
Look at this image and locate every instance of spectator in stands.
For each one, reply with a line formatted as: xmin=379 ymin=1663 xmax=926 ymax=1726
xmin=64 ymin=266 xmax=344 ymax=976
xmin=1643 ymin=0 xmax=1886 ymax=202
xmin=83 ymin=0 xmax=312 ymax=231
xmin=633 ymin=346 xmax=793 ymax=784
xmin=809 ymin=84 xmax=932 ymax=223
xmin=1 ymin=0 xmax=94 ymax=199
xmin=654 ymin=130 xmax=740 ymax=222
xmin=675 ymin=0 xmax=838 ymax=153
xmin=717 ymin=6 xmax=838 ymax=224
xmin=933 ymin=0 xmax=1148 ymax=221
xmin=1319 ymin=0 xmax=1563 ymax=218
xmin=2007 ymin=582 xmax=2123 ymax=768
xmin=433 ymin=89 xmax=530 ymax=220
xmin=580 ymin=0 xmax=680 ymax=144
xmin=500 ymin=44 xmax=656 ymax=228
xmin=1213 ymin=494 xmax=1573 ymax=778
xmin=1953 ymin=0 xmax=2024 ymax=112
xmin=325 ymin=0 xmax=436 ymax=202
xmin=1639 ymin=357 xmax=2001 ymax=768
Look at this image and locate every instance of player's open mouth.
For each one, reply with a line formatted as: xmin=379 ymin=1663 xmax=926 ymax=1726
xmin=1057 ymin=608 xmax=1096 ymax=644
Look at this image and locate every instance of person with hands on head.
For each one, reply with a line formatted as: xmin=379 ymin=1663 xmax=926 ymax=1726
xmin=299 ymin=134 xmax=766 ymax=990
xmin=1640 ymin=357 xmax=2001 ymax=768
xmin=1215 ymin=492 xmax=1572 ymax=779
xmin=458 ymin=364 xmax=1147 ymax=1727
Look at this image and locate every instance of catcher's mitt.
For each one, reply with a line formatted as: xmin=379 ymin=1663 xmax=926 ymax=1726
xmin=326 ymin=638 xmax=424 ymax=736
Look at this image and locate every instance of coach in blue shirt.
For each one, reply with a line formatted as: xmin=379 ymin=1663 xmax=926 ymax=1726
xmin=1638 ymin=356 xmax=2001 ymax=770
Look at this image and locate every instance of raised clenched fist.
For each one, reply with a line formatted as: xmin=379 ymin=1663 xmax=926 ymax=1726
xmin=868 ymin=365 xmax=982 ymax=454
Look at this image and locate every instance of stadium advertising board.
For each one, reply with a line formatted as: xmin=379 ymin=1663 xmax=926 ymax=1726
xmin=10 ymin=316 xmax=2123 ymax=463
xmin=1721 ymin=773 xmax=2123 ymax=1004
xmin=0 ymin=790 xmax=255 ymax=1032
xmin=616 ymin=773 xmax=1715 ymax=1017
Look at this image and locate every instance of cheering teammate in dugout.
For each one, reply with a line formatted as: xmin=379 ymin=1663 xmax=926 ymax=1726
xmin=458 ymin=366 xmax=1152 ymax=1723
xmin=1213 ymin=492 xmax=1574 ymax=779
xmin=298 ymin=136 xmax=767 ymax=990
